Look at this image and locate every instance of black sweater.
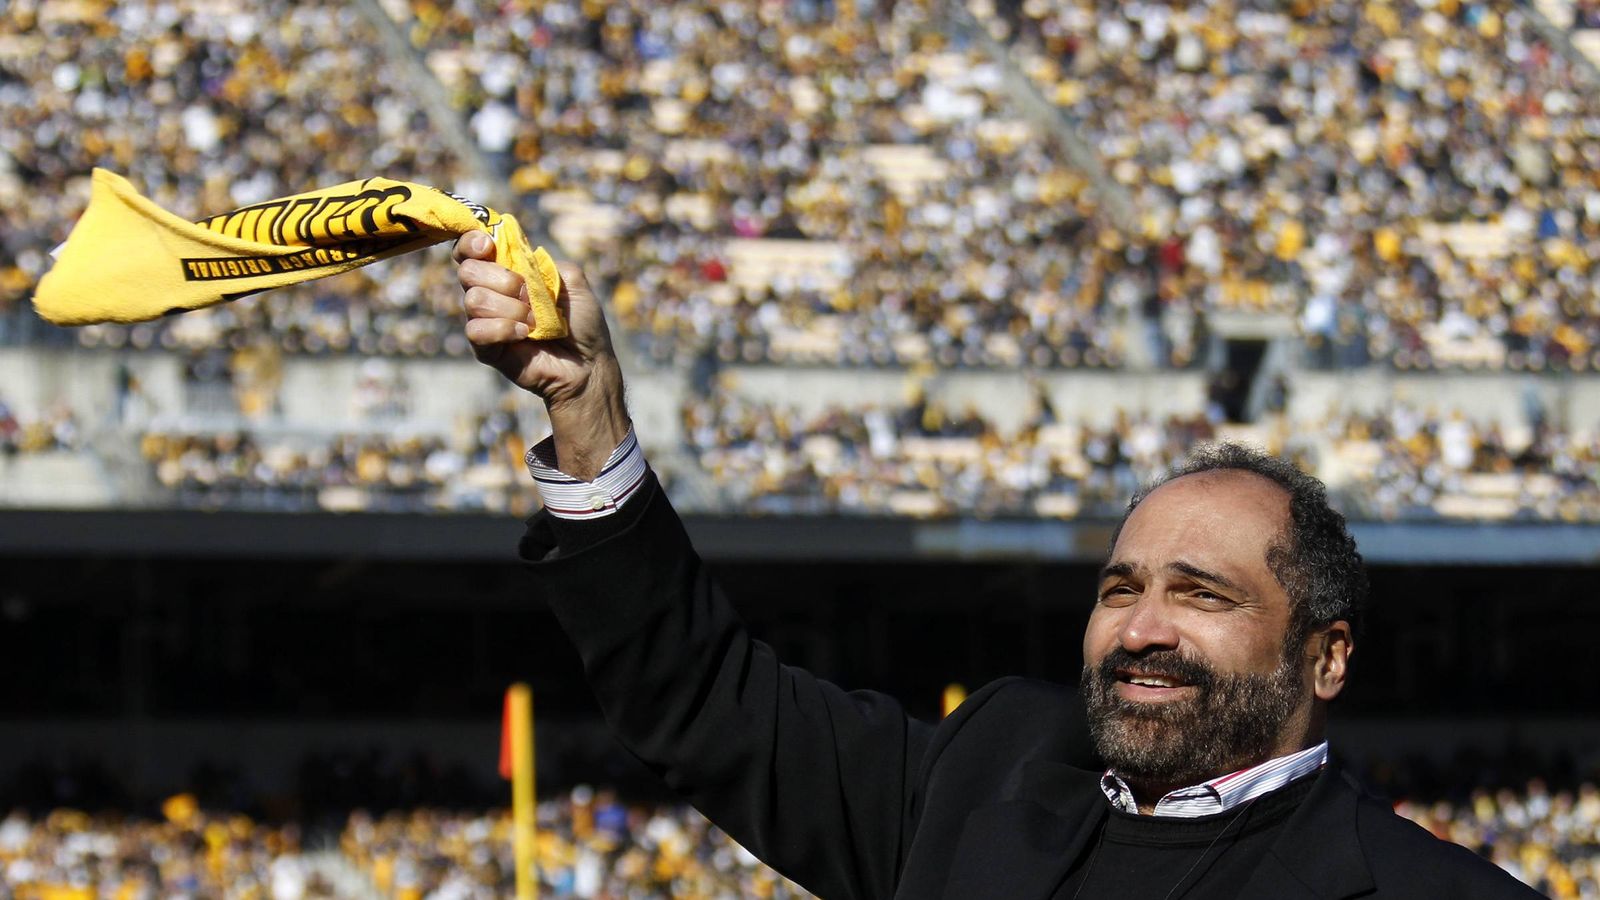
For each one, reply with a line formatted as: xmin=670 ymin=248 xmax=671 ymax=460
xmin=1054 ymin=774 xmax=1319 ymax=899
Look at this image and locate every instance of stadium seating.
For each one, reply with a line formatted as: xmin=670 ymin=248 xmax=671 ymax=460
xmin=682 ymin=382 xmax=1600 ymax=521
xmin=4 ymin=335 xmax=1595 ymax=520
xmin=5 ymin=771 xmax=1595 ymax=897
xmin=1396 ymin=781 xmax=1600 ymax=895
xmin=0 ymin=0 xmax=476 ymax=358
xmin=341 ymin=795 xmax=816 ymax=899
xmin=133 ymin=426 xmax=532 ymax=515
xmin=382 ymin=0 xmax=1179 ymax=369
xmin=9 ymin=0 xmax=1600 ymax=373
xmin=0 ymin=804 xmax=342 ymax=899
xmin=3 ymin=0 xmax=1599 ymax=525
xmin=974 ymin=0 xmax=1600 ymax=372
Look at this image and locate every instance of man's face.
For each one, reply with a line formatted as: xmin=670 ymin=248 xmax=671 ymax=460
xmin=1081 ymin=470 xmax=1314 ymax=791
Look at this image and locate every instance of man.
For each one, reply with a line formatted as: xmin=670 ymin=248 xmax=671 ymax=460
xmin=452 ymin=232 xmax=1539 ymax=898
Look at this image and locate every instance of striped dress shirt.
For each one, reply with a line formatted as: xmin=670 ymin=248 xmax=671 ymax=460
xmin=524 ymin=427 xmax=649 ymax=520
xmin=1100 ymin=741 xmax=1329 ymax=817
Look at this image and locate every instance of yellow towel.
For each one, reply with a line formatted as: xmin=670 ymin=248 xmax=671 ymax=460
xmin=34 ymin=168 xmax=566 ymax=339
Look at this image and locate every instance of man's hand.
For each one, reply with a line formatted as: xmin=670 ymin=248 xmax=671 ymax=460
xmin=455 ymin=231 xmax=630 ymax=480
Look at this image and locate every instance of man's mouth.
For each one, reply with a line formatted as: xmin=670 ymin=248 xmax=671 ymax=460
xmin=1113 ymin=669 xmax=1197 ymax=699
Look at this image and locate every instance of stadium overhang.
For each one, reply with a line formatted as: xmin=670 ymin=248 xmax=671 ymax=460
xmin=1 ymin=510 xmax=1596 ymax=566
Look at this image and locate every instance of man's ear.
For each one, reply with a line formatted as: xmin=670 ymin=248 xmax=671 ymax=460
xmin=1309 ymin=621 xmax=1353 ymax=702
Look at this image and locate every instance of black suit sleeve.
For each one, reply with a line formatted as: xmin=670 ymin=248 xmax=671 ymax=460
xmin=521 ymin=473 xmax=934 ymax=900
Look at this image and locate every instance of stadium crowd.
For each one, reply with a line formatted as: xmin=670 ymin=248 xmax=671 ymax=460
xmin=134 ymin=391 xmax=545 ymax=514
xmin=0 ymin=0 xmax=477 ymax=357
xmin=390 ymin=0 xmax=1185 ymax=369
xmin=7 ymin=770 xmax=1598 ymax=898
xmin=681 ymin=386 xmax=1600 ymax=522
xmin=0 ymin=800 xmax=330 ymax=900
xmin=0 ymin=0 xmax=1268 ymax=371
xmin=84 ymin=376 xmax=1596 ymax=522
xmin=980 ymin=0 xmax=1600 ymax=372
xmin=1398 ymin=781 xmax=1600 ymax=897
xmin=5 ymin=0 xmax=1600 ymax=522
xmin=682 ymin=382 xmax=1210 ymax=517
xmin=341 ymin=791 xmax=815 ymax=899
xmin=7 ymin=0 xmax=1600 ymax=371
xmin=1313 ymin=402 xmax=1600 ymax=522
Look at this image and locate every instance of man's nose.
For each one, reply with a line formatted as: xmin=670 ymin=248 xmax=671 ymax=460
xmin=1119 ymin=591 xmax=1180 ymax=653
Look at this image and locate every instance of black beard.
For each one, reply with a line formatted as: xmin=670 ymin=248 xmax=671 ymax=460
xmin=1080 ymin=645 xmax=1305 ymax=792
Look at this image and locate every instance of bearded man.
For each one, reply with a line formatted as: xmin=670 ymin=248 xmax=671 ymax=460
xmin=453 ymin=233 xmax=1538 ymax=898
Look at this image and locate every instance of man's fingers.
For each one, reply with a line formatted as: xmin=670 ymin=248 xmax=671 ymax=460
xmin=463 ymin=285 xmax=531 ymax=323
xmin=458 ymin=258 xmax=525 ymax=297
xmin=452 ymin=231 xmax=496 ymax=265
xmin=465 ymin=317 xmax=530 ymax=346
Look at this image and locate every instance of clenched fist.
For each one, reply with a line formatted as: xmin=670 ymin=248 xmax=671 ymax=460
xmin=455 ymin=230 xmax=630 ymax=480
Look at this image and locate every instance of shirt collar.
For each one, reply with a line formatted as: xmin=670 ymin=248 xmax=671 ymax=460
xmin=1099 ymin=741 xmax=1329 ymax=818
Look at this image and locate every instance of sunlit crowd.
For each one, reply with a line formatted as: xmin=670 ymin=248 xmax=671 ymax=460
xmin=0 ymin=799 xmax=330 ymax=900
xmin=134 ymin=392 xmax=545 ymax=515
xmin=0 ymin=378 xmax=1556 ymax=522
xmin=0 ymin=0 xmax=476 ymax=356
xmin=681 ymin=386 xmax=1600 ymax=521
xmin=4 ymin=0 xmax=1600 ymax=522
xmin=681 ymin=382 xmax=1208 ymax=517
xmin=1307 ymin=402 xmax=1600 ymax=522
xmin=391 ymin=0 xmax=1168 ymax=369
xmin=9 ymin=0 xmax=1600 ymax=369
xmin=8 ymin=774 xmax=1597 ymax=898
xmin=341 ymin=790 xmax=815 ymax=899
xmin=1399 ymin=780 xmax=1600 ymax=898
xmin=981 ymin=0 xmax=1600 ymax=371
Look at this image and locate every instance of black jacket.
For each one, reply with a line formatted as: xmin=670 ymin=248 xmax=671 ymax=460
xmin=521 ymin=475 xmax=1540 ymax=899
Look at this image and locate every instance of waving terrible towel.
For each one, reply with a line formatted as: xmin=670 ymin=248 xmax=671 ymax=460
xmin=34 ymin=168 xmax=566 ymax=339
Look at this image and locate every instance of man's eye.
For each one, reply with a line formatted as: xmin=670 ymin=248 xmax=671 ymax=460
xmin=1099 ymin=586 xmax=1137 ymax=604
xmin=1192 ymin=590 xmax=1230 ymax=605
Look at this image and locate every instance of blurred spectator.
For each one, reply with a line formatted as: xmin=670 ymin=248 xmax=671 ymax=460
xmin=1575 ymin=0 xmax=1600 ymax=30
xmin=352 ymin=358 xmax=412 ymax=422
xmin=0 ymin=395 xmax=80 ymax=457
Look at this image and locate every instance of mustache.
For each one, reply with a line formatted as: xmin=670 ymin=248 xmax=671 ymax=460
xmin=1092 ymin=647 xmax=1217 ymax=690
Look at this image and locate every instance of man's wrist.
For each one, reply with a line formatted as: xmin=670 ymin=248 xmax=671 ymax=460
xmin=546 ymin=358 xmax=629 ymax=481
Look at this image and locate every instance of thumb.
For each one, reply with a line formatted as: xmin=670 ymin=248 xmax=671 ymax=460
xmin=556 ymin=261 xmax=593 ymax=299
xmin=550 ymin=261 xmax=612 ymax=354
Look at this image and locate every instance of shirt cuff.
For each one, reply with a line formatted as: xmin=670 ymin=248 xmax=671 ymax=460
xmin=524 ymin=427 xmax=648 ymax=520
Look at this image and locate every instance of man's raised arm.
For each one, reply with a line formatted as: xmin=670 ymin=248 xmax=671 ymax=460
xmin=453 ymin=232 xmax=939 ymax=899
